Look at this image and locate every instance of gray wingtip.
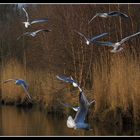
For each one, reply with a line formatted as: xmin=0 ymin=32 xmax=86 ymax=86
xmin=56 ymin=75 xmax=59 ymax=78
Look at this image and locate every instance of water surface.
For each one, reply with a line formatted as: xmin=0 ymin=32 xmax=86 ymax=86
xmin=0 ymin=106 xmax=139 ymax=136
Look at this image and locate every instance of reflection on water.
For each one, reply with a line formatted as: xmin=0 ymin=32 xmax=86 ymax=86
xmin=0 ymin=106 xmax=139 ymax=136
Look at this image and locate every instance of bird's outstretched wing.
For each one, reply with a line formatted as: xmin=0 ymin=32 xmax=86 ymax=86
xmin=34 ymin=29 xmax=51 ymax=34
xmin=56 ymin=75 xmax=82 ymax=92
xmin=22 ymin=7 xmax=29 ymax=22
xmin=74 ymin=91 xmax=89 ymax=123
xmin=56 ymin=75 xmax=77 ymax=84
xmin=56 ymin=75 xmax=69 ymax=83
xmin=31 ymin=19 xmax=49 ymax=24
xmin=59 ymin=100 xmax=79 ymax=112
xmin=88 ymin=13 xmax=99 ymax=24
xmin=90 ymin=32 xmax=108 ymax=42
xmin=21 ymin=84 xmax=32 ymax=100
xmin=94 ymin=41 xmax=115 ymax=47
xmin=3 ymin=79 xmax=16 ymax=84
xmin=119 ymin=31 xmax=140 ymax=44
xmin=74 ymin=30 xmax=88 ymax=42
xmin=21 ymin=80 xmax=29 ymax=91
xmin=108 ymin=11 xmax=129 ymax=18
xmin=17 ymin=32 xmax=31 ymax=40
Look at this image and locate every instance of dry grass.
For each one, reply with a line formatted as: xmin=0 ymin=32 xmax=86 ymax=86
xmin=0 ymin=4 xmax=139 ymax=125
xmin=92 ymin=46 xmax=140 ymax=125
xmin=1 ymin=59 xmax=26 ymax=104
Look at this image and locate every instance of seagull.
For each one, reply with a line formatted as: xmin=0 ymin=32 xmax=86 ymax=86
xmin=74 ymin=30 xmax=108 ymax=45
xmin=94 ymin=31 xmax=140 ymax=53
xmin=56 ymin=75 xmax=95 ymax=130
xmin=56 ymin=75 xmax=82 ymax=92
xmin=22 ymin=7 xmax=49 ymax=28
xmin=67 ymin=89 xmax=95 ymax=130
xmin=3 ymin=79 xmax=32 ymax=100
xmin=17 ymin=29 xmax=51 ymax=40
xmin=88 ymin=11 xmax=129 ymax=24
xmin=59 ymin=100 xmax=80 ymax=112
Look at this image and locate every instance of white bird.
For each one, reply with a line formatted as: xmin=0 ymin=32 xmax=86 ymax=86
xmin=56 ymin=75 xmax=95 ymax=130
xmin=3 ymin=79 xmax=32 ymax=100
xmin=22 ymin=7 xmax=49 ymax=28
xmin=94 ymin=31 xmax=140 ymax=53
xmin=56 ymin=75 xmax=82 ymax=92
xmin=74 ymin=30 xmax=108 ymax=45
xmin=59 ymin=100 xmax=80 ymax=112
xmin=67 ymin=90 xmax=95 ymax=130
xmin=17 ymin=29 xmax=51 ymax=40
xmin=88 ymin=11 xmax=129 ymax=24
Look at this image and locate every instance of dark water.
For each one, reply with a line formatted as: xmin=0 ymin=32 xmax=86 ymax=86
xmin=0 ymin=106 xmax=139 ymax=136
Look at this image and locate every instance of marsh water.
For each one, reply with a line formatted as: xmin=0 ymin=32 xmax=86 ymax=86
xmin=0 ymin=106 xmax=139 ymax=136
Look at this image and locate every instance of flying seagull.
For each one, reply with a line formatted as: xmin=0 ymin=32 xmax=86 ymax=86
xmin=94 ymin=31 xmax=140 ymax=53
xmin=56 ymin=75 xmax=82 ymax=92
xmin=59 ymin=99 xmax=95 ymax=113
xmin=59 ymin=100 xmax=80 ymax=112
xmin=22 ymin=7 xmax=49 ymax=28
xmin=17 ymin=29 xmax=51 ymax=40
xmin=3 ymin=79 xmax=32 ymax=100
xmin=74 ymin=30 xmax=108 ymax=45
xmin=67 ymin=88 xmax=95 ymax=130
xmin=56 ymin=75 xmax=95 ymax=130
xmin=88 ymin=11 xmax=129 ymax=24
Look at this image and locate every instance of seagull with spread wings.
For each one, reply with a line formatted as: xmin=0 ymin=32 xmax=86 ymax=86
xmin=59 ymin=100 xmax=80 ymax=112
xmin=22 ymin=7 xmax=49 ymax=28
xmin=94 ymin=31 xmax=140 ymax=53
xmin=17 ymin=29 xmax=51 ymax=40
xmin=88 ymin=11 xmax=129 ymax=24
xmin=74 ymin=30 xmax=108 ymax=45
xmin=56 ymin=75 xmax=82 ymax=92
xmin=56 ymin=75 xmax=95 ymax=130
xmin=3 ymin=79 xmax=32 ymax=100
xmin=67 ymin=91 xmax=95 ymax=130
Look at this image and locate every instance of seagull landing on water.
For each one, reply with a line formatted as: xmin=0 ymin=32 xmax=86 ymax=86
xmin=94 ymin=31 xmax=140 ymax=53
xmin=74 ymin=30 xmax=108 ymax=46
xmin=3 ymin=79 xmax=32 ymax=100
xmin=56 ymin=75 xmax=95 ymax=130
xmin=22 ymin=7 xmax=49 ymax=28
xmin=67 ymin=85 xmax=95 ymax=130
xmin=88 ymin=11 xmax=129 ymax=24
xmin=17 ymin=29 xmax=51 ymax=40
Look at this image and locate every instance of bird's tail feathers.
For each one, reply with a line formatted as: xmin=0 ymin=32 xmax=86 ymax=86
xmin=67 ymin=116 xmax=76 ymax=128
xmin=110 ymin=47 xmax=123 ymax=53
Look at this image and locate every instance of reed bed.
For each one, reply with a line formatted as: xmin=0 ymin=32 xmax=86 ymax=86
xmin=0 ymin=4 xmax=139 ymax=126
